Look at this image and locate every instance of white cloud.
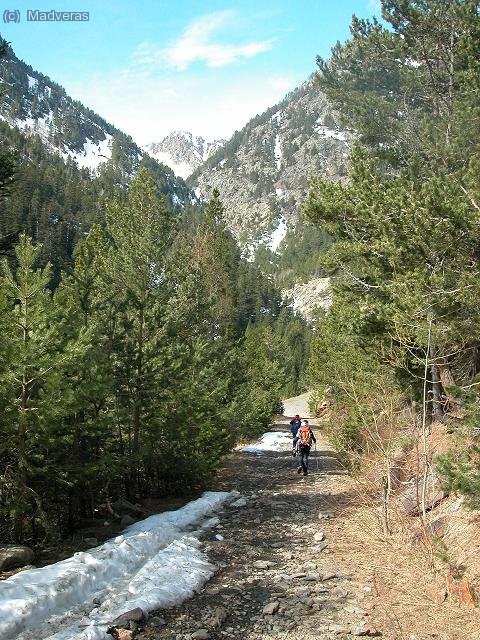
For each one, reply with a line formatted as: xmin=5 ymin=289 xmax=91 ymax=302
xmin=63 ymin=69 xmax=298 ymax=146
xmin=60 ymin=11 xmax=295 ymax=147
xmin=133 ymin=11 xmax=273 ymax=71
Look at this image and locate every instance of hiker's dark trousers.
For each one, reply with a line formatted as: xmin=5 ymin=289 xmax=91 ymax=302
xmin=297 ymin=445 xmax=311 ymax=472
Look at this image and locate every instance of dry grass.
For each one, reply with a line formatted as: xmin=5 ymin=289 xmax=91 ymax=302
xmin=323 ymin=433 xmax=480 ymax=640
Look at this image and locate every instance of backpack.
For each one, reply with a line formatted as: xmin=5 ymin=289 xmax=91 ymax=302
xmin=298 ymin=425 xmax=312 ymax=448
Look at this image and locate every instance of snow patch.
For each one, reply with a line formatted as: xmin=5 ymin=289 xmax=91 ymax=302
xmin=268 ymin=218 xmax=288 ymax=252
xmin=270 ymin=110 xmax=282 ymax=124
xmin=274 ymin=134 xmax=282 ymax=170
xmin=15 ymin=113 xmax=53 ymax=140
xmin=242 ymin=432 xmax=292 ymax=454
xmin=27 ymin=75 xmax=38 ymax=91
xmin=0 ymin=491 xmax=235 ymax=640
xmin=73 ymin=135 xmax=113 ymax=171
xmin=150 ymin=150 xmax=192 ymax=179
xmin=316 ymin=124 xmax=348 ymax=143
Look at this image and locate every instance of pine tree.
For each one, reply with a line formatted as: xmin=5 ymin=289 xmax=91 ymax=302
xmin=101 ymin=167 xmax=176 ymax=495
xmin=195 ymin=188 xmax=240 ymax=334
xmin=0 ymin=235 xmax=89 ymax=540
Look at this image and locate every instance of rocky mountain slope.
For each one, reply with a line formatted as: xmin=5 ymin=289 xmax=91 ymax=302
xmin=0 ymin=39 xmax=194 ymax=207
xmin=283 ymin=277 xmax=332 ymax=323
xmin=145 ymin=131 xmax=225 ymax=179
xmin=189 ymin=77 xmax=351 ymax=250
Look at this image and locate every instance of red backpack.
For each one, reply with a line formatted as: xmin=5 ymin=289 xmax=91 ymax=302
xmin=298 ymin=425 xmax=312 ymax=447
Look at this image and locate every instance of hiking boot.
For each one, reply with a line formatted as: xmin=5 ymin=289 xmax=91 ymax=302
xmin=297 ymin=466 xmax=303 ymax=474
xmin=292 ymin=449 xmax=296 ymax=457
xmin=303 ymin=470 xmax=308 ymax=476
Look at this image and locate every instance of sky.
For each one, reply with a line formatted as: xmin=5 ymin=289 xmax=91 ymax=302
xmin=1 ymin=0 xmax=381 ymax=145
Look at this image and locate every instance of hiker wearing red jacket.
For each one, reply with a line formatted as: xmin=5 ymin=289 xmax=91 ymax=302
xmin=295 ymin=420 xmax=316 ymax=476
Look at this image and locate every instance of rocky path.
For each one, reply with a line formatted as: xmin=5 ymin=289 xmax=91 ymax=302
xmin=135 ymin=394 xmax=380 ymax=640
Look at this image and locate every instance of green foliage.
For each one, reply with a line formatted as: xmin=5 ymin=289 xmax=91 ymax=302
xmin=0 ymin=235 xmax=91 ymax=541
xmin=306 ymin=1 xmax=480 ymax=485
xmin=253 ymin=215 xmax=332 ymax=288
xmin=436 ymin=447 xmax=480 ymax=509
xmin=0 ymin=175 xmax=309 ymax=543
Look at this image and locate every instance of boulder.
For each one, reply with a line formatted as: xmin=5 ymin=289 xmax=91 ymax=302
xmin=447 ymin=574 xmax=476 ymax=607
xmin=263 ymin=601 xmax=280 ymax=615
xmin=111 ymin=498 xmax=146 ymax=516
xmin=120 ymin=514 xmax=136 ymax=527
xmin=84 ymin=537 xmax=98 ymax=547
xmin=111 ymin=607 xmax=145 ymax=628
xmin=0 ymin=545 xmax=34 ymax=571
xmin=399 ymin=475 xmax=447 ymax=516
xmin=411 ymin=516 xmax=448 ymax=545
xmin=207 ymin=606 xmax=228 ymax=628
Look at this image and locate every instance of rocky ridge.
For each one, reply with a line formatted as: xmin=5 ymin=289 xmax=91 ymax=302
xmin=145 ymin=132 xmax=226 ymax=180
xmin=189 ymin=77 xmax=351 ymax=250
xmin=283 ymin=277 xmax=332 ymax=323
xmin=0 ymin=40 xmax=194 ymax=206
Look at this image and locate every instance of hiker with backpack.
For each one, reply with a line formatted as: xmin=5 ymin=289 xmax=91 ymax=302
xmin=296 ymin=419 xmax=316 ymax=476
xmin=290 ymin=414 xmax=302 ymax=456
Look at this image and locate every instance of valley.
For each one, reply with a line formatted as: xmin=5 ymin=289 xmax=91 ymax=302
xmin=1 ymin=2 xmax=480 ymax=638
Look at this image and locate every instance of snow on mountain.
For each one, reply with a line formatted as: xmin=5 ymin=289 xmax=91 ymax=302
xmin=145 ymin=131 xmax=226 ymax=179
xmin=189 ymin=76 xmax=351 ymax=250
xmin=0 ymin=42 xmax=196 ymax=206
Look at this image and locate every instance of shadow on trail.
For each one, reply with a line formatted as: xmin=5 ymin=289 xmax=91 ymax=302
xmin=139 ymin=424 xmax=358 ymax=640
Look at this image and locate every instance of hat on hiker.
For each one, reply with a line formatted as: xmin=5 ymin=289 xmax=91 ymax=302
xmin=302 ymin=419 xmax=309 ymax=425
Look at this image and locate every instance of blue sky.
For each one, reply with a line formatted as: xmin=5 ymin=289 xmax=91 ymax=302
xmin=2 ymin=0 xmax=381 ymax=144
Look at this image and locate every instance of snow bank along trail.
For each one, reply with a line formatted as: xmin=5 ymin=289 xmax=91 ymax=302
xmin=241 ymin=431 xmax=291 ymax=454
xmin=0 ymin=491 xmax=237 ymax=640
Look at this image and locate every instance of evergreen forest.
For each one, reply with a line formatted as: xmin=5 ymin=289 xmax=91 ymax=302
xmin=0 ymin=39 xmax=310 ymax=543
xmin=306 ymin=0 xmax=480 ymax=506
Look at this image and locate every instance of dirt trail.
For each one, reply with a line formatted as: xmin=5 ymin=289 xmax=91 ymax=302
xmin=137 ymin=400 xmax=377 ymax=640
xmin=132 ymin=393 xmax=479 ymax=640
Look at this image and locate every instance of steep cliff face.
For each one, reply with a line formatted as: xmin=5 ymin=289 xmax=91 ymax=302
xmin=0 ymin=40 xmax=195 ymax=207
xmin=144 ymin=131 xmax=225 ymax=179
xmin=189 ymin=77 xmax=351 ymax=250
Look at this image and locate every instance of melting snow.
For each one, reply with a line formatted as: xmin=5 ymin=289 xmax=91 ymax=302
xmin=74 ymin=135 xmax=113 ymax=171
xmin=242 ymin=432 xmax=292 ymax=454
xmin=8 ymin=114 xmax=112 ymax=172
xmin=268 ymin=218 xmax=288 ymax=252
xmin=15 ymin=113 xmax=52 ymax=139
xmin=316 ymin=124 xmax=348 ymax=143
xmin=270 ymin=110 xmax=282 ymax=124
xmin=27 ymin=75 xmax=38 ymax=91
xmin=0 ymin=491 xmax=236 ymax=640
xmin=148 ymin=150 xmax=192 ymax=179
xmin=274 ymin=134 xmax=282 ymax=170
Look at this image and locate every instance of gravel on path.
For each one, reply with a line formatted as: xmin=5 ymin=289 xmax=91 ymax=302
xmin=137 ymin=415 xmax=378 ymax=640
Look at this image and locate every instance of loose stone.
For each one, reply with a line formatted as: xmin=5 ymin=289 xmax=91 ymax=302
xmin=263 ymin=601 xmax=280 ymax=615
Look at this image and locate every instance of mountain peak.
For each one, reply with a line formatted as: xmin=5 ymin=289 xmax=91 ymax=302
xmin=144 ymin=131 xmax=226 ymax=180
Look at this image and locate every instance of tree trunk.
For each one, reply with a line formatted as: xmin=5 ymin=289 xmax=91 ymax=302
xmin=429 ymin=346 xmax=444 ymax=422
xmin=437 ymin=359 xmax=461 ymax=414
